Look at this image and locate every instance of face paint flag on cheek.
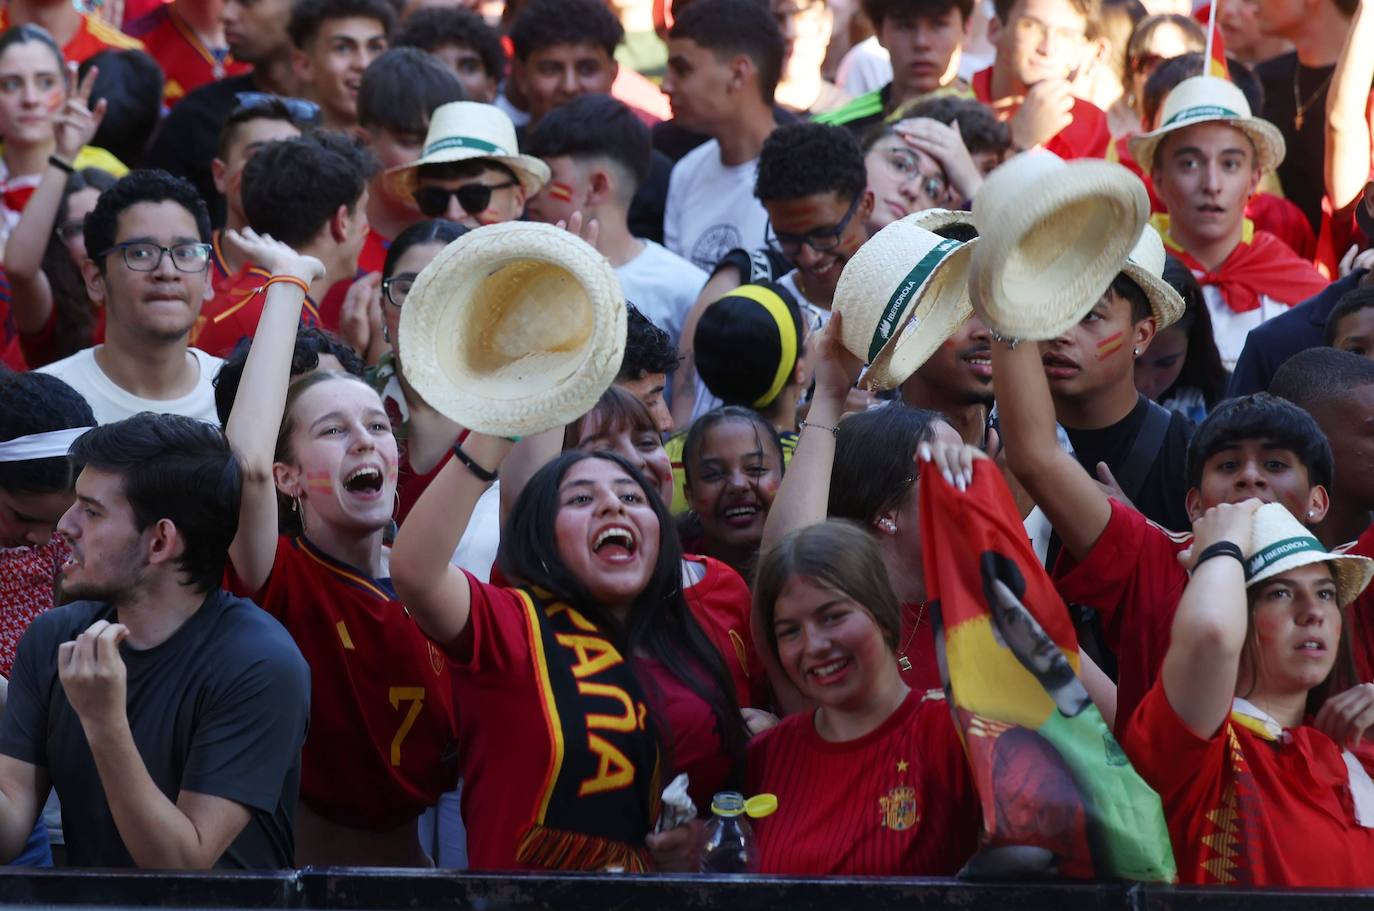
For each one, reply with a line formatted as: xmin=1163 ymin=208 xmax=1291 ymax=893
xmin=547 ymin=181 xmax=574 ymax=203
xmin=305 ymin=471 xmax=334 ymax=492
xmin=918 ymin=458 xmax=1177 ymax=883
xmin=1095 ymin=331 xmax=1125 ymax=361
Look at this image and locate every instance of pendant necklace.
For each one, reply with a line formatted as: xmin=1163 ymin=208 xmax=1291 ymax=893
xmin=897 ymin=602 xmax=929 ymax=673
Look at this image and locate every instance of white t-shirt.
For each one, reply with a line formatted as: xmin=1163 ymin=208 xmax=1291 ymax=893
xmin=664 ymin=140 xmax=771 ymax=274
xmin=616 ymin=240 xmax=708 ymax=348
xmin=451 ymin=482 xmax=501 ymax=583
xmin=836 ymin=36 xmax=892 ymax=97
xmin=1198 ymin=284 xmax=1291 ymax=371
xmin=37 ymin=346 xmax=224 ymax=425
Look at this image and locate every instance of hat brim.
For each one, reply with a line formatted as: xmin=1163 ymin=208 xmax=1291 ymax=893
xmin=388 ymin=148 xmax=551 ymax=199
xmin=971 ymin=161 xmax=1149 ymax=340
xmin=1128 ymin=116 xmax=1285 ymax=176
xmin=905 ymin=207 xmax=975 ymax=236
xmin=1122 ymin=261 xmax=1185 ymax=329
xmin=865 ymin=240 xmax=976 ymax=390
xmin=1247 ymin=549 xmax=1374 ymax=609
xmin=397 ymin=222 xmax=625 ymax=437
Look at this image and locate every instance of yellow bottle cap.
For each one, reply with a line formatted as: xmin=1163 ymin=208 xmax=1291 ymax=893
xmin=744 ymin=793 xmax=778 ymax=819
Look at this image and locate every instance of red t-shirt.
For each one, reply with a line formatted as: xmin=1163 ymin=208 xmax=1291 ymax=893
xmin=192 ymin=264 xmax=320 ymax=358
xmin=1341 ymin=524 xmax=1374 ymax=683
xmin=227 ymin=536 xmax=460 ymax=830
xmin=125 ymin=5 xmax=249 ymax=106
xmin=746 ymin=688 xmax=979 ymax=875
xmin=357 ymin=227 xmax=389 ymax=276
xmin=680 ymin=555 xmax=763 ymax=709
xmin=0 ymin=537 xmax=70 ymax=678
xmin=1052 ymin=500 xmax=1191 ymax=734
xmin=898 ymin=602 xmax=941 ymax=693
xmin=0 ymin=9 xmax=144 ymax=63
xmin=971 ymin=68 xmax=1110 ymax=160
xmin=1123 ymin=679 xmax=1374 ymax=887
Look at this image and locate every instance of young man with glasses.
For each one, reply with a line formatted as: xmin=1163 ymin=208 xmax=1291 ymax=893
xmin=389 ymin=101 xmax=549 ymax=231
xmin=38 ymin=170 xmax=222 ymax=425
xmin=974 ymin=0 xmax=1110 ymax=159
xmin=195 ymin=133 xmax=377 ymax=358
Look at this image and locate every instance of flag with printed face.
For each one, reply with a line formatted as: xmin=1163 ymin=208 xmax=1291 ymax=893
xmin=919 ymin=459 xmax=1177 ymax=882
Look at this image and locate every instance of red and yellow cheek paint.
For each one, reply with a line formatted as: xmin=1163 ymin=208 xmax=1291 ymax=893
xmin=305 ymin=471 xmax=335 ymax=492
xmin=547 ymin=181 xmax=574 ymax=203
xmin=1095 ymin=331 xmax=1125 ymax=361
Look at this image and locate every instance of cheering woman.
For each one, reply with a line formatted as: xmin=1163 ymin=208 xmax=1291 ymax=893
xmin=224 ymin=229 xmax=459 ymax=866
xmin=1121 ymin=499 xmax=1374 ymax=886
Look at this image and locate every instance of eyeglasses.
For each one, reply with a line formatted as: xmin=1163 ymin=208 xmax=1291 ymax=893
xmin=1013 ymin=14 xmax=1087 ymax=48
xmin=413 ymin=180 xmax=518 ymax=218
xmin=880 ymin=147 xmax=949 ymax=203
xmin=99 ymin=241 xmax=213 ymax=272
xmin=232 ymin=91 xmax=323 ymax=127
xmin=381 ymin=273 xmax=416 ymax=308
xmin=56 ymin=220 xmax=84 ymax=243
xmin=766 ymin=192 xmax=864 ymax=258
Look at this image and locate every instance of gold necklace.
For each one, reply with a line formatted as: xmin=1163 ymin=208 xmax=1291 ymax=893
xmin=897 ymin=602 xmax=928 ymax=672
xmin=1293 ymin=67 xmax=1334 ymax=132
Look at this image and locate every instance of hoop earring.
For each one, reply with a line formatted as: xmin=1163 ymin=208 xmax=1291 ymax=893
xmin=293 ymin=496 xmax=308 ymax=535
xmin=382 ymin=322 xmax=391 ymax=344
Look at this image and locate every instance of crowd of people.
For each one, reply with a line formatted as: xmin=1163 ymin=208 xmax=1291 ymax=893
xmin=0 ymin=0 xmax=1373 ymax=887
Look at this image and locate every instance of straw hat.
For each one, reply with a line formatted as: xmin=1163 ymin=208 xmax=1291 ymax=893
xmin=970 ymin=152 xmax=1149 ymax=341
xmin=831 ymin=211 xmax=975 ymax=391
xmin=388 ymin=101 xmax=551 ymax=197
xmin=1122 ymin=224 xmax=1185 ymax=329
xmin=397 ymin=222 xmax=626 ymax=437
xmin=1244 ymin=503 xmax=1374 ymax=607
xmin=1128 ymin=75 xmax=1285 ymax=175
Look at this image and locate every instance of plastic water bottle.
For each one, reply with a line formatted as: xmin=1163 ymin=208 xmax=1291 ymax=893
xmin=700 ymin=792 xmax=755 ymax=873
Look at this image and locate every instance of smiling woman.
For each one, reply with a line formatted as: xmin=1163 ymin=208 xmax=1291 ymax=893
xmin=223 ymin=227 xmax=460 ymax=868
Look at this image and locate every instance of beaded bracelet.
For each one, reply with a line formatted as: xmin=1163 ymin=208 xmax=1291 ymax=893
xmin=799 ymin=419 xmax=838 ymax=436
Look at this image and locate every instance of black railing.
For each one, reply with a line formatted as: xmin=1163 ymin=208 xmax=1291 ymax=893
xmin=0 ymin=870 xmax=1369 ymax=910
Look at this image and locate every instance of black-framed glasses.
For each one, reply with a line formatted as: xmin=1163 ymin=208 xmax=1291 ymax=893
xmin=413 ymin=180 xmax=518 ymax=218
xmin=766 ymin=192 xmax=864 ymax=257
xmin=98 ymin=241 xmax=212 ymax=272
xmin=232 ymin=91 xmax=323 ymax=127
xmin=382 ymin=273 xmax=416 ymax=308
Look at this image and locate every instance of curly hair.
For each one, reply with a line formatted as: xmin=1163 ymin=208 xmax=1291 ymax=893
xmin=755 ymin=122 xmax=867 ymax=203
xmin=393 ymin=6 xmax=505 ymax=79
xmin=84 ymin=169 xmax=211 ymax=275
xmin=619 ymin=303 xmax=680 ymax=380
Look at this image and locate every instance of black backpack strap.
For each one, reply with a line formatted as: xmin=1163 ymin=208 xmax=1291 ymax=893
xmin=1112 ymin=399 xmax=1173 ymax=504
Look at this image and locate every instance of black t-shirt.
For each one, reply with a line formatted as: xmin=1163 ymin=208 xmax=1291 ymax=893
xmin=1256 ymin=53 xmax=1332 ymax=234
xmin=144 ymin=73 xmax=258 ymax=229
xmin=1063 ymin=393 xmax=1195 ymax=533
xmin=0 ymin=589 xmax=310 ymax=868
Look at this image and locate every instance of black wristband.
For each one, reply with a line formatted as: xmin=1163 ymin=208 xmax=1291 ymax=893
xmin=48 ymin=156 xmax=74 ymax=174
xmin=451 ymin=443 xmax=497 ymax=483
xmin=1192 ymin=541 xmax=1245 ymax=572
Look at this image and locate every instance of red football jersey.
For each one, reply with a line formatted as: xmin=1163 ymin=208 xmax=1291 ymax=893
xmin=228 ymin=536 xmax=460 ymax=830
xmin=1124 ymin=680 xmax=1374 ymax=887
xmin=972 ymin=68 xmax=1110 ymax=160
xmin=0 ymin=9 xmax=143 ymax=63
xmin=126 ymin=5 xmax=249 ymax=106
xmin=1052 ymin=499 xmax=1191 ymax=735
xmin=747 ymin=689 xmax=980 ymax=875
xmin=192 ymin=263 xmax=320 ymax=358
xmin=681 ymin=555 xmax=763 ymax=708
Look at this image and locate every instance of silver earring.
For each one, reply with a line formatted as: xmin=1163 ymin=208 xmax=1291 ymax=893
xmin=382 ymin=322 xmax=391 ymax=344
xmin=1133 ymin=347 xmax=1140 ymax=357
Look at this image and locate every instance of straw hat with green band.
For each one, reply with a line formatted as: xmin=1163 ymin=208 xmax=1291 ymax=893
xmin=1243 ymin=503 xmax=1374 ymax=608
xmin=832 ymin=212 xmax=975 ymax=391
xmin=1128 ymin=75 xmax=1285 ymax=176
xmin=388 ymin=101 xmax=551 ymax=197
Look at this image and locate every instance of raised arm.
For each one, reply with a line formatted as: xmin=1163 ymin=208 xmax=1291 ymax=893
xmin=989 ymin=336 xmax=1112 ymax=561
xmin=759 ymin=312 xmax=864 ymax=555
xmin=223 ymin=229 xmax=325 ymax=594
xmin=1160 ymin=501 xmax=1259 ymax=739
xmin=5 ymin=63 xmax=105 ymax=335
xmin=391 ymin=434 xmax=513 ymax=645
xmin=1325 ymin=0 xmax=1374 ymax=212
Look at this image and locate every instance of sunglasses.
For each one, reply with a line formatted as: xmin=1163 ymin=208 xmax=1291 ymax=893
xmin=413 ymin=180 xmax=518 ymax=218
xmin=232 ymin=91 xmax=323 ymax=127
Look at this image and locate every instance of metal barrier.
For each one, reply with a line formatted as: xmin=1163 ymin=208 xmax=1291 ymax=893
xmin=0 ymin=870 xmax=1370 ymax=910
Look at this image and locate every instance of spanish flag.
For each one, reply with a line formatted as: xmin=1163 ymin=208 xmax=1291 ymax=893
xmin=1202 ymin=2 xmax=1230 ymax=80
xmin=919 ymin=459 xmax=1176 ymax=882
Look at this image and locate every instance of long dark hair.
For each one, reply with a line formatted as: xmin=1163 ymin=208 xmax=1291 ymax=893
xmin=1157 ymin=256 xmax=1228 ymax=411
xmin=45 ymin=168 xmax=116 ymax=361
xmin=498 ymin=449 xmax=747 ymax=787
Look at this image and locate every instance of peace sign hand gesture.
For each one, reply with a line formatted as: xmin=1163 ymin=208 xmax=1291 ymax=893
xmin=54 ymin=62 xmax=107 ymax=164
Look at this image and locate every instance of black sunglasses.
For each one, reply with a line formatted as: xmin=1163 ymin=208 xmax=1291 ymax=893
xmin=232 ymin=91 xmax=323 ymax=127
xmin=413 ymin=180 xmax=518 ymax=218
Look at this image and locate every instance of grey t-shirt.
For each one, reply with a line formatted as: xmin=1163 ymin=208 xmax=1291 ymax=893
xmin=0 ymin=589 xmax=311 ymax=868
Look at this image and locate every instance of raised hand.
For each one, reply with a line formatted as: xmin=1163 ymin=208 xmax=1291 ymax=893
xmin=1008 ymin=80 xmax=1075 ymax=151
xmin=222 ymin=226 xmax=325 ymax=284
xmin=811 ymin=311 xmax=866 ymax=406
xmin=895 ymin=117 xmax=982 ymax=202
xmin=54 ymin=62 xmax=107 ymax=164
xmin=918 ymin=438 xmax=988 ymax=491
xmin=58 ymin=619 xmax=129 ymax=728
xmin=1315 ymin=683 xmax=1374 ymax=749
xmin=1178 ymin=499 xmax=1263 ymax=568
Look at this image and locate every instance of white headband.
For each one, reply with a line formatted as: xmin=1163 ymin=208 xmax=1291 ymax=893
xmin=0 ymin=428 xmax=90 ymax=462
